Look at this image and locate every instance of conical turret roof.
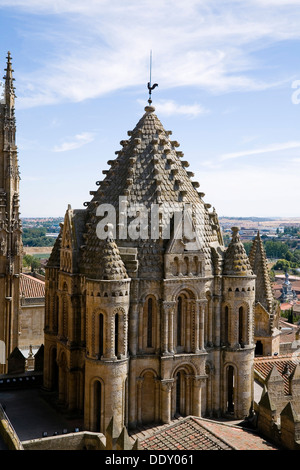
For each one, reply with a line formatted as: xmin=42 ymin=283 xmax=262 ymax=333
xmin=80 ymin=104 xmax=223 ymax=278
xmin=249 ymin=231 xmax=274 ymax=312
xmin=223 ymin=227 xmax=253 ymax=276
xmin=86 ymin=227 xmax=128 ymax=280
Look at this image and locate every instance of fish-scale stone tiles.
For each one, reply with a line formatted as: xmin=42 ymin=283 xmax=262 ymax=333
xmin=81 ymin=106 xmax=222 ymax=272
xmin=223 ymin=227 xmax=253 ymax=276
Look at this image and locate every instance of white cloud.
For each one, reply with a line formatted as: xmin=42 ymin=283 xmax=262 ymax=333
xmin=140 ymin=99 xmax=208 ymax=118
xmin=53 ymin=132 xmax=95 ymax=152
xmin=194 ymin=165 xmax=300 ymax=217
xmin=219 ymin=141 xmax=300 ymax=161
xmin=5 ymin=0 xmax=300 ymax=108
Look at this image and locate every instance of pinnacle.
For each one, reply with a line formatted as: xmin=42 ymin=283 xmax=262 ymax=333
xmin=249 ymin=230 xmax=274 ymax=312
xmin=223 ymin=227 xmax=253 ymax=276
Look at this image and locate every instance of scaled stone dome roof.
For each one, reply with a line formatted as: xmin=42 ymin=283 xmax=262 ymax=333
xmin=223 ymin=227 xmax=253 ymax=276
xmin=80 ymin=104 xmax=223 ymax=277
xmin=83 ymin=225 xmax=128 ymax=280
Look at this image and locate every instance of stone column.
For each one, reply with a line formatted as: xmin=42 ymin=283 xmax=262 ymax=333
xmin=194 ymin=300 xmax=200 ymax=353
xmin=121 ymin=309 xmax=128 ymax=358
xmin=154 ymin=378 xmax=160 ymax=422
xmin=168 ymin=309 xmax=174 ymax=354
xmin=186 ymin=375 xmax=192 ymax=415
xmin=198 ymin=301 xmax=205 ymax=350
xmin=155 ymin=301 xmax=161 ymax=354
xmin=106 ymin=314 xmax=116 ymax=359
xmin=160 ymin=380 xmax=173 ymax=423
xmin=162 ymin=302 xmax=175 ymax=355
xmin=208 ymin=297 xmax=213 ymax=346
xmin=213 ymin=295 xmax=221 ymax=347
xmin=138 ymin=303 xmax=143 ymax=353
xmin=192 ymin=376 xmax=203 ymax=417
xmin=129 ymin=302 xmax=138 ymax=356
xmin=136 ymin=377 xmax=144 ymax=425
xmin=186 ymin=300 xmax=191 ymax=352
xmin=128 ymin=358 xmax=137 ymax=429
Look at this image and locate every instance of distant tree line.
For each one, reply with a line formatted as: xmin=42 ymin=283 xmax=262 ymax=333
xmin=243 ymin=239 xmax=300 ymax=274
xmin=23 ymin=254 xmax=41 ymax=271
xmin=22 ymin=227 xmax=56 ymax=247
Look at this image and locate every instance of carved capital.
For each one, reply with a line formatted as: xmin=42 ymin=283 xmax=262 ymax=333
xmin=160 ymin=379 xmax=174 ymax=392
xmin=163 ymin=301 xmax=176 ymax=314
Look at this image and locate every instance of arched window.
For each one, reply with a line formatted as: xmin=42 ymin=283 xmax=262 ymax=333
xmin=255 ymin=340 xmax=263 ymax=356
xmin=173 ymin=369 xmax=191 ymax=418
xmin=224 ymin=306 xmax=229 ymax=345
xmin=177 ymin=296 xmax=183 ymax=347
xmin=176 ymin=371 xmax=181 ymax=415
xmin=62 ymin=296 xmax=68 ymax=339
xmin=94 ymin=381 xmax=102 ymax=432
xmin=115 ymin=313 xmax=119 ymax=357
xmin=147 ymin=298 xmax=153 ymax=348
xmin=99 ymin=314 xmax=104 ymax=357
xmin=227 ymin=366 xmax=234 ymax=414
xmin=239 ymin=306 xmax=244 ymax=346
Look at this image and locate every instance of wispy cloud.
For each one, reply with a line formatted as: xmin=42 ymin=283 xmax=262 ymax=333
xmin=194 ymin=164 xmax=300 ymax=217
xmin=219 ymin=141 xmax=300 ymax=161
xmin=4 ymin=0 xmax=300 ymax=108
xmin=53 ymin=132 xmax=95 ymax=152
xmin=139 ymin=99 xmax=208 ymax=118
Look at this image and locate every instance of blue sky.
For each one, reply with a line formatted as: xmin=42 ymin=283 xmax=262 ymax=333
xmin=0 ymin=0 xmax=300 ymax=218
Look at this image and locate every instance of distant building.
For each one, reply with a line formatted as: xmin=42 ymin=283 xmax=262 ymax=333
xmin=279 ymin=273 xmax=298 ymax=303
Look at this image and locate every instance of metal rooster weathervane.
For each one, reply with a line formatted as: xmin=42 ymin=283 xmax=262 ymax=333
xmin=147 ymin=50 xmax=158 ymax=105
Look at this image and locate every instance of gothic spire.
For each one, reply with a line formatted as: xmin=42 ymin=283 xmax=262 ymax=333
xmin=249 ymin=231 xmax=274 ymax=312
xmin=3 ymin=51 xmax=16 ymax=109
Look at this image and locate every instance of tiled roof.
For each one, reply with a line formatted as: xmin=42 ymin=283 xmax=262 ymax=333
xmin=278 ymin=318 xmax=299 ymax=343
xmin=254 ymin=355 xmax=298 ymax=394
xmin=20 ymin=273 xmax=45 ymax=299
xmin=84 ymin=235 xmax=129 ymax=280
xmin=129 ymin=416 xmax=279 ymax=450
xmin=280 ymin=302 xmax=293 ymax=311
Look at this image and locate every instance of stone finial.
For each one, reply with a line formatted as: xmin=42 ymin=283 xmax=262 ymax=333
xmin=258 ymin=390 xmax=276 ymax=412
xmin=105 ymin=417 xmax=120 ymax=450
xmin=145 ymin=105 xmax=155 ymax=114
xmin=280 ymin=401 xmax=298 ymax=421
xmin=223 ymin=226 xmax=253 ymax=276
xmin=115 ymin=427 xmax=133 ymax=450
xmin=132 ymin=438 xmax=142 ymax=450
xmin=231 ymin=226 xmax=240 ymax=240
xmin=266 ymin=365 xmax=284 ymax=384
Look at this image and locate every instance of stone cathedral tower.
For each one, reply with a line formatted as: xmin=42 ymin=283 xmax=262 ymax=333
xmin=44 ymin=101 xmax=256 ymax=433
xmin=0 ymin=53 xmax=22 ymax=374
